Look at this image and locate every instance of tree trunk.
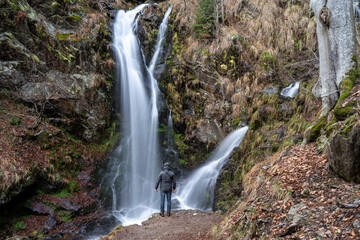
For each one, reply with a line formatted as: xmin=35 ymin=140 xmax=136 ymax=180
xmin=221 ymin=0 xmax=224 ymax=24
xmin=310 ymin=0 xmax=356 ymax=116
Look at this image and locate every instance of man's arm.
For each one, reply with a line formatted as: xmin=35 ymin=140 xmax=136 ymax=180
xmin=172 ymin=173 xmax=176 ymax=192
xmin=155 ymin=173 xmax=161 ymax=191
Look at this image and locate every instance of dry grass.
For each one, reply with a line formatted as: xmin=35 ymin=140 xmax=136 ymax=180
xmin=167 ymin=0 xmax=317 ymax=128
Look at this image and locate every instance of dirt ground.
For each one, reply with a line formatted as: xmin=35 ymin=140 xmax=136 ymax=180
xmin=100 ymin=210 xmax=223 ymax=240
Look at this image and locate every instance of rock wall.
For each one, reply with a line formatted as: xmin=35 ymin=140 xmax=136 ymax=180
xmin=0 ymin=0 xmax=120 ymax=237
xmin=329 ymin=122 xmax=360 ymax=183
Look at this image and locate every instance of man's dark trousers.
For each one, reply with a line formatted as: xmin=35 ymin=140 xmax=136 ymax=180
xmin=160 ymin=191 xmax=171 ymax=215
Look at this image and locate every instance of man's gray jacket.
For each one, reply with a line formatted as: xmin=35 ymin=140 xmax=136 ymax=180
xmin=155 ymin=163 xmax=176 ymax=193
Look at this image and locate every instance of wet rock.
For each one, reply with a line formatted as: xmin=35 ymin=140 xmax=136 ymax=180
xmin=59 ymin=199 xmax=79 ymax=212
xmin=29 ymin=202 xmax=54 ymax=216
xmin=44 ymin=216 xmax=58 ymax=230
xmin=328 ymin=122 xmax=360 ymax=183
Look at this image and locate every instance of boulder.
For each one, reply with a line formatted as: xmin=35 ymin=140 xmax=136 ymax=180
xmin=328 ymin=122 xmax=360 ymax=183
xmin=59 ymin=199 xmax=79 ymax=213
xmin=193 ymin=119 xmax=225 ymax=144
xmin=44 ymin=216 xmax=58 ymax=230
xmin=0 ymin=61 xmax=25 ymax=89
xmin=19 ymin=70 xmax=108 ymax=140
xmin=29 ymin=202 xmax=54 ymax=216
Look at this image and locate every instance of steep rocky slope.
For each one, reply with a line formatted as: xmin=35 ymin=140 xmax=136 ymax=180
xmin=0 ymin=0 xmax=119 ymax=238
xmin=163 ymin=0 xmax=359 ymax=210
xmin=213 ymin=144 xmax=360 ymax=239
xmin=162 ymin=0 xmax=319 ymax=209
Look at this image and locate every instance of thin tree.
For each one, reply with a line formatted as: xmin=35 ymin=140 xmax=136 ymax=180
xmin=310 ymin=0 xmax=356 ymax=115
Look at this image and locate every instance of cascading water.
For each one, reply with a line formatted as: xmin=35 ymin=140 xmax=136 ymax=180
xmin=174 ymin=126 xmax=249 ymax=210
xmin=165 ymin=110 xmax=178 ymax=162
xmin=101 ymin=4 xmax=172 ymax=226
xmin=149 ymin=6 xmax=172 ymax=74
xmin=280 ymin=81 xmax=300 ymax=98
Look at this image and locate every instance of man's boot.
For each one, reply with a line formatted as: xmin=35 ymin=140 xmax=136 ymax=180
xmin=167 ymin=211 xmax=171 ymax=217
xmin=160 ymin=212 xmax=164 ymax=217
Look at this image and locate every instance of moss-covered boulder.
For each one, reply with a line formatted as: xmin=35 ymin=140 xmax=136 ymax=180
xmin=328 ymin=122 xmax=360 ymax=183
xmin=19 ymin=71 xmax=109 ymax=140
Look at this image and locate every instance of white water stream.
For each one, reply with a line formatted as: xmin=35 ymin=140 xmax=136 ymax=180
xmin=280 ymin=81 xmax=300 ymax=98
xmin=174 ymin=126 xmax=249 ymax=210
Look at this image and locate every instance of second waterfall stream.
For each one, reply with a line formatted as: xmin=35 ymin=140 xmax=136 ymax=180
xmin=175 ymin=126 xmax=249 ymax=210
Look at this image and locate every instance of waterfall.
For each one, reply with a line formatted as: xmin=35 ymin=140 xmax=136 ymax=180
xmin=165 ymin=110 xmax=178 ymax=162
xmin=167 ymin=110 xmax=174 ymax=150
xmin=280 ymin=82 xmax=300 ymax=98
xmin=174 ymin=126 xmax=249 ymax=210
xmin=149 ymin=6 xmax=172 ymax=74
xmin=101 ymin=4 xmax=172 ymax=226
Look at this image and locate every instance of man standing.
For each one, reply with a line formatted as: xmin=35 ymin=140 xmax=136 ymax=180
xmin=155 ymin=162 xmax=176 ymax=217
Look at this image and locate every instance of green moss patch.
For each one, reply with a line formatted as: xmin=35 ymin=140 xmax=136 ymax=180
xmin=333 ymin=65 xmax=359 ymax=120
xmin=309 ymin=115 xmax=326 ymax=142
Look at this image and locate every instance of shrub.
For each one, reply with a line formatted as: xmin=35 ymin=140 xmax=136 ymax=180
xmin=192 ymin=0 xmax=216 ymax=38
xmin=13 ymin=221 xmax=26 ymax=231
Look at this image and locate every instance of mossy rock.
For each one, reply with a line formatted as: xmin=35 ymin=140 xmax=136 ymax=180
xmin=303 ymin=115 xmax=326 ymax=144
xmin=333 ymin=71 xmax=356 ymax=120
xmin=249 ymin=110 xmax=261 ymax=130
xmin=328 ymin=122 xmax=360 ymax=183
xmin=334 ymin=100 xmax=356 ymax=120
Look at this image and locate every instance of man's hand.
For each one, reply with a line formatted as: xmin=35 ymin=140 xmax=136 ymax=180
xmin=173 ymin=189 xmax=175 ymax=193
xmin=155 ymin=189 xmax=157 ymax=192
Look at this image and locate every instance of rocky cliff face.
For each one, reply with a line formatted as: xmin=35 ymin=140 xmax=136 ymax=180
xmin=159 ymin=0 xmax=360 ymax=210
xmin=0 ymin=0 xmax=114 ymax=141
xmin=0 ymin=0 xmax=119 ymax=237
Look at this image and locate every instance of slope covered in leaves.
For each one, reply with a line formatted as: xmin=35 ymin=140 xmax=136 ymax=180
xmin=213 ymin=144 xmax=360 ymax=239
